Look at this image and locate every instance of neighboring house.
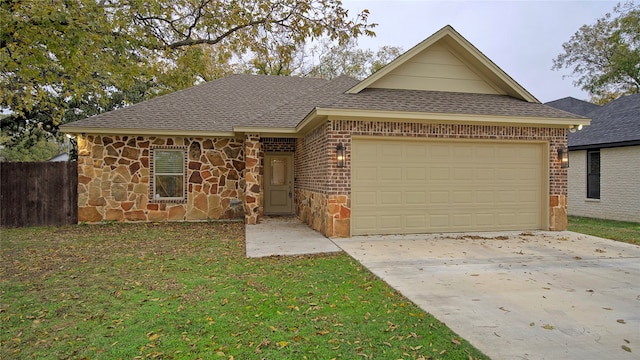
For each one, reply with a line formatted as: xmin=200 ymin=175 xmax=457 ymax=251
xmin=546 ymin=95 xmax=640 ymax=222
xmin=60 ymin=25 xmax=588 ymax=237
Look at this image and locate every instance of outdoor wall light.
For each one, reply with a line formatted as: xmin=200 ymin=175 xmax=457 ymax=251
xmin=568 ymin=124 xmax=583 ymax=133
xmin=336 ymin=142 xmax=345 ymax=168
xmin=558 ymin=146 xmax=569 ymax=168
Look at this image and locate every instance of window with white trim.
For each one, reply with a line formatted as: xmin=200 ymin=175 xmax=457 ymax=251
xmin=153 ymin=149 xmax=186 ymax=200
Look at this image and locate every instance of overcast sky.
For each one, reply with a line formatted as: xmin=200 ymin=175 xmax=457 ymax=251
xmin=342 ymin=0 xmax=620 ymax=103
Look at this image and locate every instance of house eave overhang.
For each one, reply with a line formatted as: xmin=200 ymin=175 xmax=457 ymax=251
xmin=61 ymin=109 xmax=591 ymax=139
xmin=307 ymin=108 xmax=591 ymax=128
xmin=231 ymin=127 xmax=300 ymax=138
xmin=59 ymin=125 xmax=236 ymax=138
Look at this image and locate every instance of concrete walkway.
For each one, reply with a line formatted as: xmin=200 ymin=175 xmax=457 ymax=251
xmin=245 ymin=216 xmax=341 ymax=257
xmin=245 ymin=220 xmax=640 ymax=359
xmin=333 ymin=231 xmax=640 ymax=360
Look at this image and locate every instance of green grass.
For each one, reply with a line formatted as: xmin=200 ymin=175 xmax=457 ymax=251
xmin=568 ymin=216 xmax=640 ymax=245
xmin=1 ymin=222 xmax=487 ymax=359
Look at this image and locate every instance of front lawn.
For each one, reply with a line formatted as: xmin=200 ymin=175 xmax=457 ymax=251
xmin=568 ymin=216 xmax=640 ymax=245
xmin=1 ymin=222 xmax=487 ymax=359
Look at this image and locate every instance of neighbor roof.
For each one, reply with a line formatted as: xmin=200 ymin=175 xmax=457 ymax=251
xmin=544 ymin=97 xmax=601 ymax=117
xmin=555 ymin=94 xmax=640 ymax=149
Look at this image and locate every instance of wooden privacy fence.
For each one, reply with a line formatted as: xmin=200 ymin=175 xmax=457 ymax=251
xmin=1 ymin=161 xmax=78 ymax=228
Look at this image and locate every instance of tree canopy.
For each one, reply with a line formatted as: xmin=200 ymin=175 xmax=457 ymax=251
xmin=307 ymin=40 xmax=402 ymax=80
xmin=1 ymin=0 xmax=376 ymax=159
xmin=553 ymin=1 xmax=640 ymax=104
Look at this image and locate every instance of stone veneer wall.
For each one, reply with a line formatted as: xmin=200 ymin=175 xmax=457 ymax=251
xmin=243 ymin=134 xmax=262 ymax=224
xmin=296 ymin=120 xmax=569 ymax=237
xmin=77 ymin=135 xmax=245 ymax=222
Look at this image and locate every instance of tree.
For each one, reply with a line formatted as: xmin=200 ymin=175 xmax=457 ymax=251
xmin=1 ymin=0 xmax=376 ymax=158
xmin=553 ymin=1 xmax=640 ymax=104
xmin=306 ymin=40 xmax=402 ymax=80
xmin=0 ymin=128 xmax=61 ymax=162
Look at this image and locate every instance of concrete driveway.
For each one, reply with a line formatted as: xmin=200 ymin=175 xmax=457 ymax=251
xmin=333 ymin=231 xmax=640 ymax=360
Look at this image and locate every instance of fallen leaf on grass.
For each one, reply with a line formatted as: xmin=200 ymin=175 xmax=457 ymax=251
xmin=451 ymin=338 xmax=461 ymax=345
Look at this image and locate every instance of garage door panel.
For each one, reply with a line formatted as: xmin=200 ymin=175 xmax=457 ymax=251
xmin=353 ymin=167 xmax=377 ymax=181
xmin=430 ymin=144 xmax=451 ymax=157
xmin=476 ymin=213 xmax=495 ymax=226
xmin=430 ymin=191 xmax=450 ymax=204
xmin=476 ymin=168 xmax=495 ymax=180
xmin=453 ymin=191 xmax=473 ymax=203
xmin=406 ymin=167 xmax=427 ymax=180
xmin=406 ymin=191 xmax=427 ymax=205
xmin=476 ymin=191 xmax=495 ymax=203
xmin=351 ymin=139 xmax=545 ymax=235
xmin=453 ymin=214 xmax=473 ymax=226
xmin=430 ymin=168 xmax=451 ymax=180
xmin=353 ymin=191 xmax=377 ymax=206
xmin=519 ymin=190 xmax=538 ymax=202
xmin=380 ymin=191 xmax=402 ymax=205
xmin=405 ymin=215 xmax=428 ymax=229
xmin=453 ymin=167 xmax=473 ymax=179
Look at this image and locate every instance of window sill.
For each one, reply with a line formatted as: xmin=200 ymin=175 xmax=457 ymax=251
xmin=584 ymin=198 xmax=601 ymax=202
xmin=152 ymin=198 xmax=187 ymax=204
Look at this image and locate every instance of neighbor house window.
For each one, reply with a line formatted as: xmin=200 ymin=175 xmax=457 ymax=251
xmin=153 ymin=148 xmax=186 ymax=201
xmin=587 ymin=150 xmax=600 ymax=199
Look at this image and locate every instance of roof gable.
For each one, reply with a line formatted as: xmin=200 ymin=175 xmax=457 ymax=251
xmin=347 ymin=25 xmax=538 ymax=102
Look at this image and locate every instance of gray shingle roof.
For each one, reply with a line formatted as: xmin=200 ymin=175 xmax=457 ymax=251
xmin=62 ymin=74 xmax=584 ymax=134
xmin=547 ymin=94 xmax=640 ymax=148
xmin=544 ymin=97 xmax=600 ymax=116
xmin=63 ymin=74 xmax=331 ymax=132
xmin=327 ymin=88 xmax=584 ymax=119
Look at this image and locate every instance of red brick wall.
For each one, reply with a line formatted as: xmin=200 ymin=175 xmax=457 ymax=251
xmin=295 ymin=123 xmax=330 ymax=194
xmin=294 ymin=120 xmax=569 ymax=236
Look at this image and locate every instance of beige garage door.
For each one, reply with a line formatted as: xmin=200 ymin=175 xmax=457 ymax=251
xmin=351 ymin=138 xmax=546 ymax=235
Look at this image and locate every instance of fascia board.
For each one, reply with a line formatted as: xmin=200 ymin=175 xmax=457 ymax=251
xmin=59 ymin=125 xmax=236 ymax=138
xmin=231 ymin=127 xmax=300 ymax=138
xmin=316 ymin=108 xmax=592 ymax=128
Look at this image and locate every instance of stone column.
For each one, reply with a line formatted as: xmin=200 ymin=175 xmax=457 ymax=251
xmin=244 ymin=134 xmax=262 ymax=224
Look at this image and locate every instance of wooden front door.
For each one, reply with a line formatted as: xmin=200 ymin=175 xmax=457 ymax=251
xmin=264 ymin=153 xmax=294 ymax=214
